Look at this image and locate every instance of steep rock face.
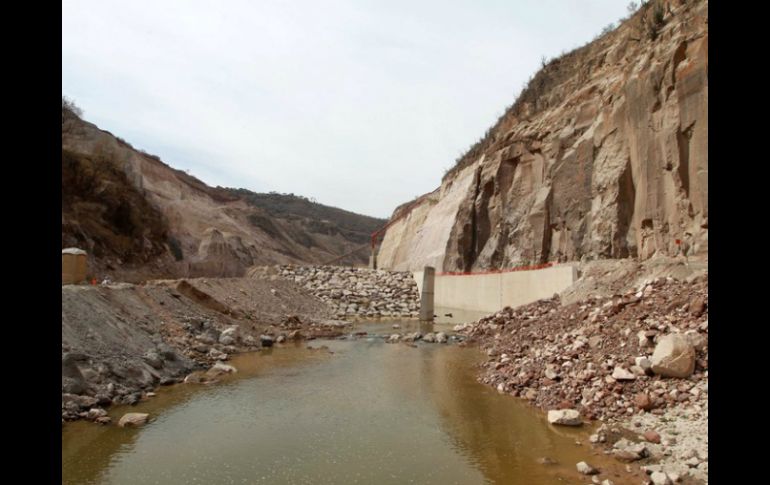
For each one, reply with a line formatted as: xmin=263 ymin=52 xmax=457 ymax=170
xmin=379 ymin=0 xmax=707 ymax=272
xmin=62 ymin=116 xmax=385 ymax=281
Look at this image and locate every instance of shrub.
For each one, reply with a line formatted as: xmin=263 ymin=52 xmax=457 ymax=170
xmin=62 ymin=96 xmax=82 ymax=119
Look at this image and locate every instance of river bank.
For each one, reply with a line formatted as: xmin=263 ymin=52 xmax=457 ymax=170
xmin=62 ymin=277 xmax=351 ymax=422
xmin=457 ymin=274 xmax=708 ymax=484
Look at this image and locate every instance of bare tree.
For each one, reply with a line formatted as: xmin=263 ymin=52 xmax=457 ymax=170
xmin=62 ymin=96 xmax=83 ymax=126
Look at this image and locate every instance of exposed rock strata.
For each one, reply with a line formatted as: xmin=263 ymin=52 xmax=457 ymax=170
xmin=379 ymin=0 xmax=707 ymax=272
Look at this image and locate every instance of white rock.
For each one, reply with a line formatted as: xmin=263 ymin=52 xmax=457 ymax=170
xmin=576 ymin=461 xmax=598 ymax=475
xmin=547 ymin=409 xmax=582 ymax=426
xmin=612 ymin=366 xmax=636 ymax=380
xmin=211 ymin=362 xmax=237 ymax=374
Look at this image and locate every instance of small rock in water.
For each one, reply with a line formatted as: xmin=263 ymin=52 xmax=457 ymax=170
xmin=537 ymin=456 xmax=557 ymax=466
xmin=576 ymin=461 xmax=599 ymax=475
xmin=211 ymin=362 xmax=237 ymax=374
xmin=435 ymin=332 xmax=448 ymax=343
xmin=260 ymin=335 xmax=274 ymax=347
xmin=118 ymin=412 xmax=149 ymax=428
xmin=86 ymin=408 xmax=107 ymax=420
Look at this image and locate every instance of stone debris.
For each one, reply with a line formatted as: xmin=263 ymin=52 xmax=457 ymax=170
xmin=458 ymin=277 xmax=708 ymax=422
xmin=268 ymin=265 xmax=420 ymax=318
xmin=457 ymin=275 xmax=708 ymax=482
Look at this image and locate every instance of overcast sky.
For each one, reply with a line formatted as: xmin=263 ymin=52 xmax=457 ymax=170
xmin=63 ymin=0 xmax=629 ymax=219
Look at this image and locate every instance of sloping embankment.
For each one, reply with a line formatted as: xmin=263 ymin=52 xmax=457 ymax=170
xmin=62 ymin=277 xmax=343 ymax=422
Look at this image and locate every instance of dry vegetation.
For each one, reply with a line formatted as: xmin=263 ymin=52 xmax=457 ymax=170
xmin=444 ymin=0 xmax=670 ymax=181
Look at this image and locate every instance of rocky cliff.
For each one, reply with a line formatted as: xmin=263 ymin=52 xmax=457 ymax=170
xmin=62 ymin=112 xmax=385 ymax=281
xmin=378 ymin=0 xmax=707 ymax=272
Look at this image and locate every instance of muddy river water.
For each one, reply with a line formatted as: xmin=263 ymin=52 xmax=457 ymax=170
xmin=62 ymin=320 xmax=636 ymax=484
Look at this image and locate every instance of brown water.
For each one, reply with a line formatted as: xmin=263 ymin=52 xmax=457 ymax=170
xmin=62 ymin=322 xmax=635 ymax=484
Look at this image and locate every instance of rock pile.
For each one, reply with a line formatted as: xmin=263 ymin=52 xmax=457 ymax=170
xmin=267 ymin=265 xmax=420 ymax=318
xmin=457 ymin=275 xmax=708 ymax=422
xmin=458 ymin=274 xmax=708 ymax=482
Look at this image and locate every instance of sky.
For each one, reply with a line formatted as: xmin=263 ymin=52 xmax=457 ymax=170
xmin=62 ymin=0 xmax=630 ymax=219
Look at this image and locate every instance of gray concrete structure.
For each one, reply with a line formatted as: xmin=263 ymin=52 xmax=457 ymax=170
xmin=418 ymin=266 xmax=435 ymax=321
xmin=413 ymin=264 xmax=577 ymax=314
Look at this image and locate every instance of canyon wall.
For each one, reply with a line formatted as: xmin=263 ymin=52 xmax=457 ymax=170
xmin=379 ymin=0 xmax=707 ymax=272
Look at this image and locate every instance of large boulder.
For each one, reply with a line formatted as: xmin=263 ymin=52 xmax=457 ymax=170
xmin=651 ymin=334 xmax=696 ymax=378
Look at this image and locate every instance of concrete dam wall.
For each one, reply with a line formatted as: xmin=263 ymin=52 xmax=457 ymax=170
xmin=413 ymin=264 xmax=577 ymax=314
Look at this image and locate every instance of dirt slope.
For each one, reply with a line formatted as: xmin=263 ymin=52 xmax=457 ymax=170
xmin=62 ymin=277 xmax=344 ymax=421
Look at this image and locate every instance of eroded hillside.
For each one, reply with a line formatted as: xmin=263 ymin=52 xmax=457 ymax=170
xmin=62 ymin=110 xmax=385 ymax=281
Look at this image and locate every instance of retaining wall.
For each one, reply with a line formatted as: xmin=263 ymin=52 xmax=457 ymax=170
xmin=413 ymin=264 xmax=577 ymax=314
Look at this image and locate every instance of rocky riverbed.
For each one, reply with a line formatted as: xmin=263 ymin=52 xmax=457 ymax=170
xmin=62 ymin=277 xmax=349 ymax=423
xmin=457 ymin=275 xmax=708 ymax=484
xmin=250 ymin=264 xmax=420 ymax=318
